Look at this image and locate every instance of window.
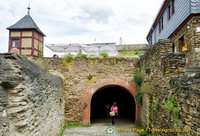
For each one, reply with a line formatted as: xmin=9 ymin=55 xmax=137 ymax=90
xmin=150 ymin=36 xmax=152 ymax=45
xmin=172 ymin=43 xmax=177 ymax=53
xmin=159 ymin=21 xmax=161 ymax=33
xmin=172 ymin=0 xmax=175 ymax=15
xmin=168 ymin=5 xmax=171 ymax=20
xmin=12 ymin=40 xmax=20 ymax=48
xmin=179 ymin=36 xmax=184 ymax=52
xmin=159 ymin=16 xmax=163 ymax=33
xmin=149 ymin=36 xmax=152 ymax=45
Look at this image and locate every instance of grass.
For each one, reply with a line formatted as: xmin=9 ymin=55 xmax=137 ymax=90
xmin=100 ymin=51 xmax=108 ymax=57
xmin=119 ymin=50 xmax=144 ymax=57
xmin=64 ymin=54 xmax=74 ymax=62
xmin=65 ymin=122 xmax=91 ymax=127
xmin=59 ymin=122 xmax=91 ymax=136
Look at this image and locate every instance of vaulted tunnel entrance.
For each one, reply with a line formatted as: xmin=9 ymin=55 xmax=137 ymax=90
xmin=90 ymin=86 xmax=136 ymax=124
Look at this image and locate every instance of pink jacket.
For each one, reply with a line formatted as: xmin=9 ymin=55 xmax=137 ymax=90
xmin=111 ymin=106 xmax=118 ymax=113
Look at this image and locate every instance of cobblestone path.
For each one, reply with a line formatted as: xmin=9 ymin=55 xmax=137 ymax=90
xmin=64 ymin=119 xmax=140 ymax=136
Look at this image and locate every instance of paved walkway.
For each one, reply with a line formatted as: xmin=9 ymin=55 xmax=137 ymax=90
xmin=64 ymin=119 xmax=140 ymax=136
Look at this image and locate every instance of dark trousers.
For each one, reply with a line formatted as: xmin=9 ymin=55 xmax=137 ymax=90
xmin=112 ymin=115 xmax=116 ymax=125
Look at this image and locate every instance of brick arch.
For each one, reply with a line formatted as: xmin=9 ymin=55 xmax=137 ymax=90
xmin=82 ymin=78 xmax=139 ymax=124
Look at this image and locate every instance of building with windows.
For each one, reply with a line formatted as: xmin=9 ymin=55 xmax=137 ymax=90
xmin=7 ymin=6 xmax=45 ymax=57
xmin=147 ymin=0 xmax=200 ymax=53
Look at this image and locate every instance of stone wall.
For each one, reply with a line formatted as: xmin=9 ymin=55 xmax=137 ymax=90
xmin=0 ymin=53 xmax=64 ymax=136
xmin=33 ymin=56 xmax=138 ymax=123
xmin=171 ymin=16 xmax=200 ymax=66
xmin=138 ymin=39 xmax=200 ymax=136
xmin=116 ymin=44 xmax=149 ymax=52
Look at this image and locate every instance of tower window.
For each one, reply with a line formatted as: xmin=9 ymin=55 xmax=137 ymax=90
xmin=12 ymin=39 xmax=20 ymax=48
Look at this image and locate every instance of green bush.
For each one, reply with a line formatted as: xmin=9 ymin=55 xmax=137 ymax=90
xmin=133 ymin=71 xmax=143 ymax=86
xmin=168 ymin=95 xmax=176 ymax=103
xmin=64 ymin=54 xmax=74 ymax=62
xmin=164 ymin=100 xmax=175 ymax=111
xmin=89 ymin=54 xmax=95 ymax=57
xmin=76 ymin=54 xmax=87 ymax=58
xmin=87 ymin=74 xmax=93 ymax=80
xmin=140 ymin=83 xmax=151 ymax=94
xmin=172 ymin=107 xmax=180 ymax=119
xmin=163 ymin=95 xmax=180 ymax=120
xmin=109 ymin=59 xmax=114 ymax=65
xmin=135 ymin=92 xmax=142 ymax=105
xmin=100 ymin=51 xmax=108 ymax=57
xmin=154 ymin=103 xmax=159 ymax=111
xmin=39 ymin=50 xmax=43 ymax=58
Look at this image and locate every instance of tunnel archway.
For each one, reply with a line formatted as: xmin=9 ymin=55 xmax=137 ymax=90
xmin=82 ymin=78 xmax=139 ymax=124
xmin=91 ymin=85 xmax=136 ymax=123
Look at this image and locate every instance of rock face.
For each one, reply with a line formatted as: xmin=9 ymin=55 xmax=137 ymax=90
xmin=0 ymin=53 xmax=64 ymax=136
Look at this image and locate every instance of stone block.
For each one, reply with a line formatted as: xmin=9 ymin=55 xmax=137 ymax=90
xmin=182 ymin=104 xmax=189 ymax=113
xmin=189 ymin=107 xmax=198 ymax=116
xmin=180 ymin=112 xmax=187 ymax=118
xmin=194 ymin=117 xmax=200 ymax=124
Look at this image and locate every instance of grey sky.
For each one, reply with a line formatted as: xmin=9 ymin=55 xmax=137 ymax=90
xmin=0 ymin=0 xmax=163 ymax=56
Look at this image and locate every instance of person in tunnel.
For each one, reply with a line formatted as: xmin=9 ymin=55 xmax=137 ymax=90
xmin=110 ymin=102 xmax=118 ymax=126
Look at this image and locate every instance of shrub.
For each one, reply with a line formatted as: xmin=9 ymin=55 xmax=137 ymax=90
xmin=76 ymin=54 xmax=87 ymax=58
xmin=164 ymin=100 xmax=175 ymax=111
xmin=135 ymin=92 xmax=142 ymax=105
xmin=87 ymin=74 xmax=93 ymax=80
xmin=168 ymin=95 xmax=176 ymax=103
xmin=100 ymin=51 xmax=108 ymax=57
xmin=89 ymin=54 xmax=95 ymax=57
xmin=172 ymin=107 xmax=180 ymax=119
xmin=39 ymin=50 xmax=43 ymax=58
xmin=140 ymin=83 xmax=151 ymax=94
xmin=163 ymin=95 xmax=180 ymax=120
xmin=64 ymin=54 xmax=74 ymax=62
xmin=133 ymin=71 xmax=143 ymax=86
xmin=109 ymin=59 xmax=114 ymax=65
xmin=154 ymin=103 xmax=159 ymax=111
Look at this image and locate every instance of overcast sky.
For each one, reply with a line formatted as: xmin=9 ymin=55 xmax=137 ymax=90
xmin=0 ymin=0 xmax=163 ymax=56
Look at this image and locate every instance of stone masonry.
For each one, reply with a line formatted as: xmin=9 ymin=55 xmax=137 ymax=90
xmin=171 ymin=16 xmax=200 ymax=67
xmin=33 ymin=56 xmax=138 ymax=124
xmin=0 ymin=53 xmax=64 ymax=136
xmin=139 ymin=39 xmax=200 ymax=136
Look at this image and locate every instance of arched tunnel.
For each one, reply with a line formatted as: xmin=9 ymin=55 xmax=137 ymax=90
xmin=90 ymin=85 xmax=136 ymax=124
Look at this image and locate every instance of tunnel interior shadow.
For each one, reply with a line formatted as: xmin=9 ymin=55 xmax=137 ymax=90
xmin=91 ymin=86 xmax=136 ymax=124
